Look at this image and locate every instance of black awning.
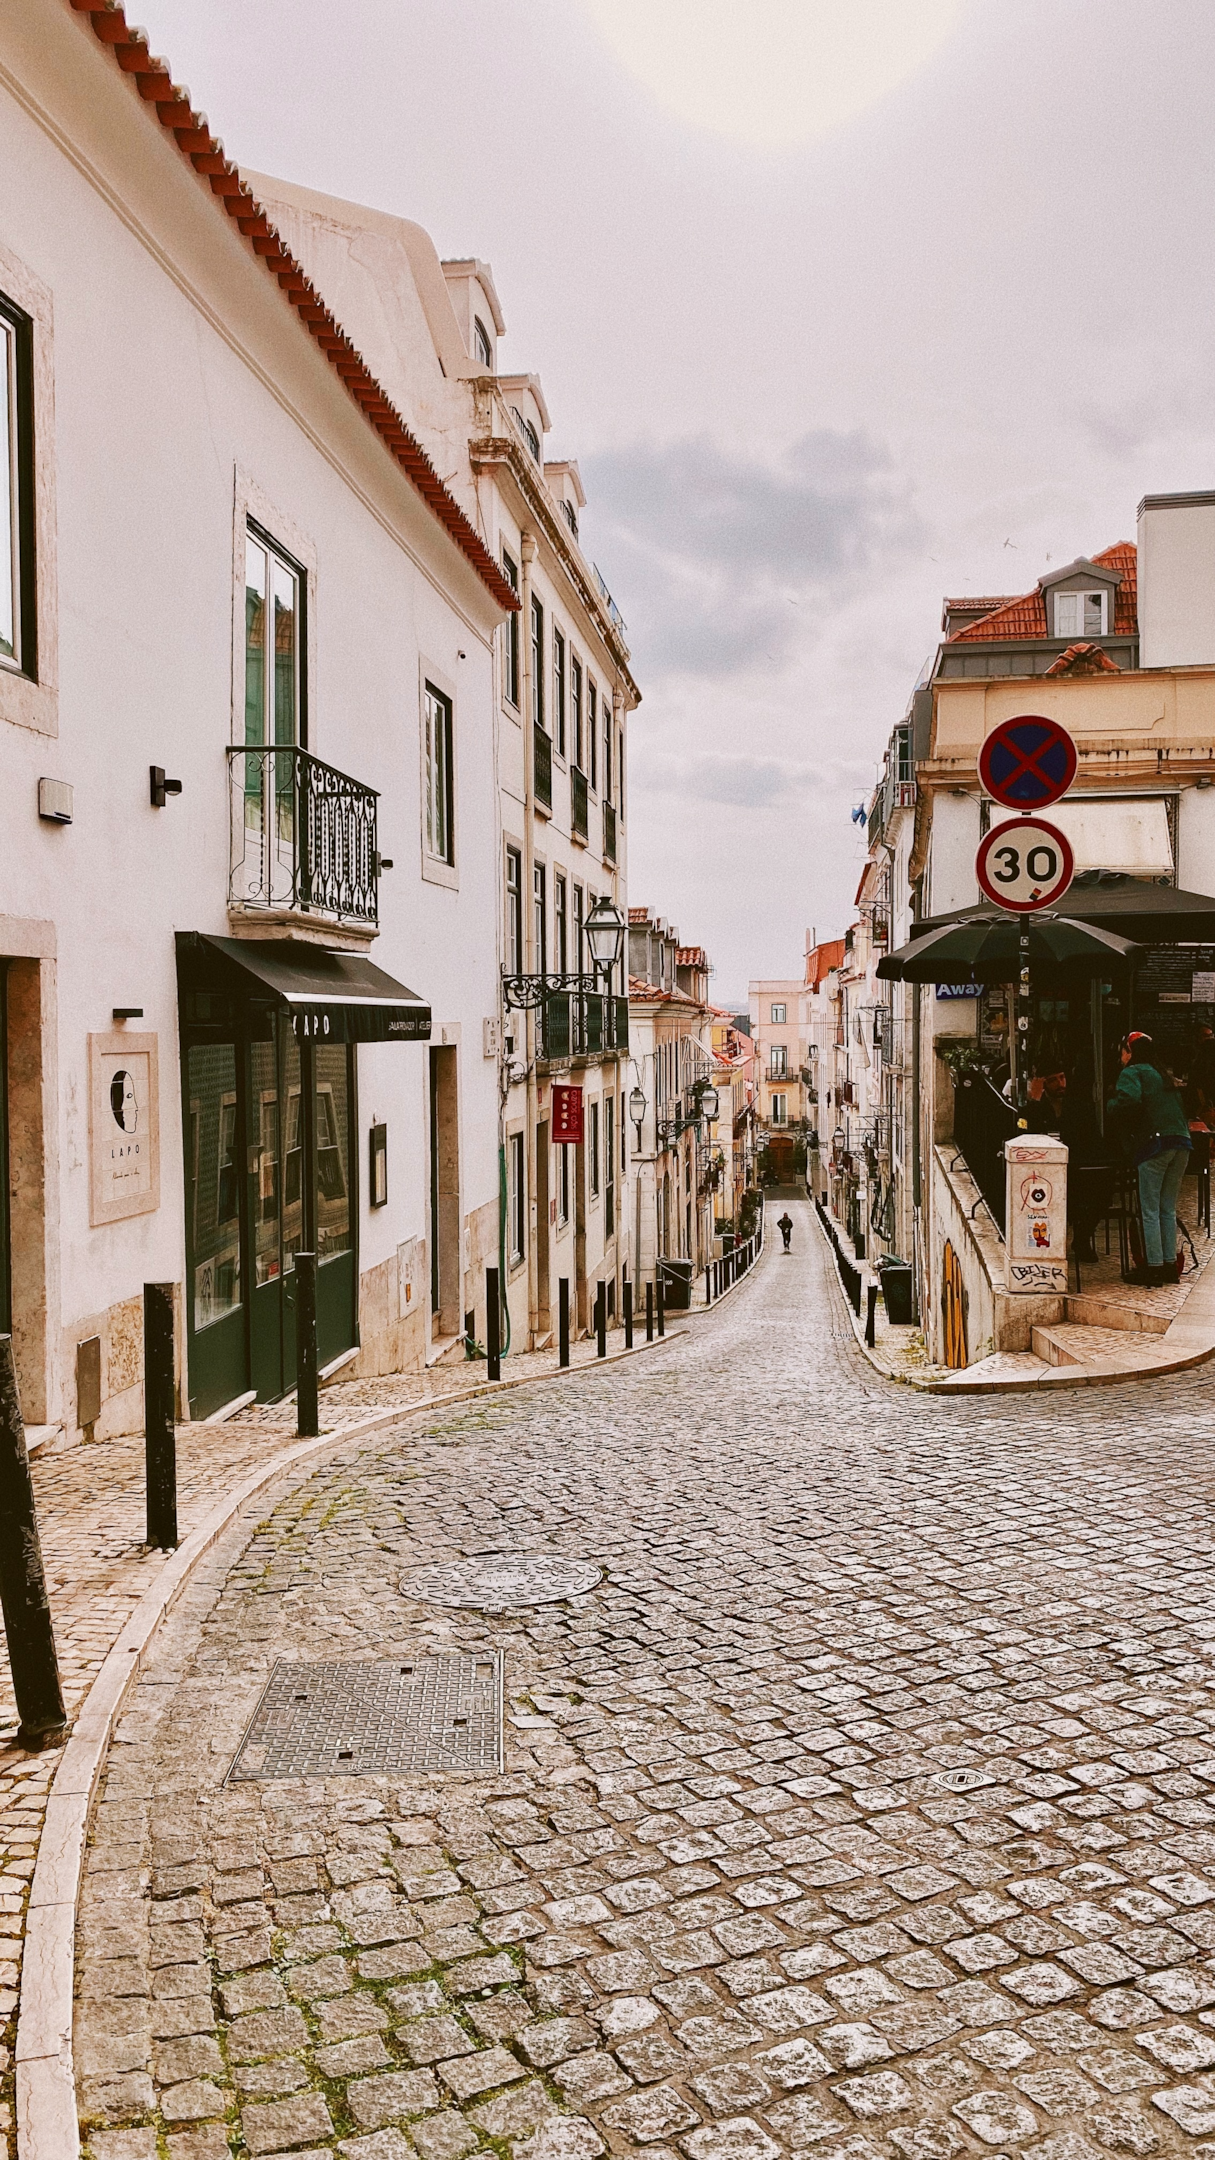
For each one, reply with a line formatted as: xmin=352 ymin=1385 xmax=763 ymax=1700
xmin=178 ymin=934 xmax=431 ymax=1043
xmin=911 ymin=873 xmax=1215 ymax=946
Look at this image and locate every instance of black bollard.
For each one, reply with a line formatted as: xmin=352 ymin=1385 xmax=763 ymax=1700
xmin=558 ymin=1278 xmax=570 ymax=1369
xmin=624 ymin=1280 xmax=633 ymax=1349
xmin=487 ymin=1267 xmax=501 ymax=1380
xmin=865 ymin=1282 xmax=878 ymax=1349
xmin=656 ymin=1276 xmax=665 ymax=1338
xmin=596 ymin=1282 xmax=607 ymax=1358
xmin=144 ymin=1282 xmax=179 ymax=1549
xmin=645 ymin=1281 xmax=654 ymax=1342
xmin=706 ymin=1265 xmax=712 ymax=1306
xmin=295 ymin=1252 xmax=319 ymax=1439
xmin=0 ymin=1337 xmax=67 ymax=1750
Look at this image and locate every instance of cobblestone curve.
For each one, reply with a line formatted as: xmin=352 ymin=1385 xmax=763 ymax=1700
xmin=74 ymin=1196 xmax=1215 ymax=2160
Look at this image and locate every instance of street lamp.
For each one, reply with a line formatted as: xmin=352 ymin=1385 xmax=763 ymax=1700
xmin=629 ymin=1083 xmax=647 ymax=1141
xmin=698 ymin=1082 xmax=720 ymax=1123
xmin=585 ymin=895 xmax=626 ymax=983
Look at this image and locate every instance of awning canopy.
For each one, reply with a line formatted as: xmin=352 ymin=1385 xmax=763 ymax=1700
xmin=913 ymin=874 xmax=1215 ymax=946
xmin=178 ymin=934 xmax=431 ymax=1043
xmin=1044 ymin=798 xmax=1173 ymax=879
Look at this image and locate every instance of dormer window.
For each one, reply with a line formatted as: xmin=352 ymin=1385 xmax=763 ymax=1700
xmin=560 ymin=499 xmax=579 ymax=540
xmin=473 ymin=316 xmax=492 ymax=368
xmin=1054 ymin=589 xmax=1107 ymax=639
xmin=512 ymin=406 xmax=540 ymax=461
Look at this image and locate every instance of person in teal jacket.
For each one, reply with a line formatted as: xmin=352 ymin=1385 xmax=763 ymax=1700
xmin=1106 ymin=1031 xmax=1192 ymax=1285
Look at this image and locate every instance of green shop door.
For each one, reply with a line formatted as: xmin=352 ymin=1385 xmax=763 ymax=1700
xmin=185 ymin=1029 xmax=355 ymax=1418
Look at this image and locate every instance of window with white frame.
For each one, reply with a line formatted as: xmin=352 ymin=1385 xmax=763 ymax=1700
xmin=531 ymin=596 xmax=545 ymax=729
xmin=588 ymin=679 xmax=598 ymax=791
xmin=589 ymin=1099 xmax=600 ymax=1197
xmin=558 ymin=1142 xmax=570 ymax=1225
xmin=571 ymin=657 xmax=583 ymax=770
xmin=771 ymin=1093 xmax=788 ymax=1125
xmin=1054 ymin=588 xmax=1107 ymax=639
xmin=245 ymin=525 xmax=302 ymax=750
xmin=552 ymin=627 xmax=566 ymax=758
xmin=502 ymin=550 xmax=520 ymax=705
xmin=509 ymin=1131 xmax=526 ymax=1263
xmin=770 ymin=1002 xmax=786 ymax=1024
xmin=0 ymin=296 xmax=32 ymax=676
xmin=423 ymin=683 xmax=454 ymax=865
xmin=473 ymin=315 xmax=492 ymax=367
xmin=505 ymin=846 xmax=522 ymax=974
xmin=770 ymin=1044 xmax=787 ymax=1077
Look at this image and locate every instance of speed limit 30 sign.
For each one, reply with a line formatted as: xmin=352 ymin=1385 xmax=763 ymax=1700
xmin=976 ymin=816 xmax=1074 ymax=911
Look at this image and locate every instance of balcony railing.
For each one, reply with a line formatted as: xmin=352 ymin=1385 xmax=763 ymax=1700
xmin=571 ymin=765 xmax=588 ymax=842
xmin=603 ymin=799 xmax=617 ymax=865
xmin=228 ymin=746 xmax=378 ymax=926
xmin=534 ymin=723 xmax=552 ymax=811
xmin=539 ymin=991 xmax=630 ymax=1061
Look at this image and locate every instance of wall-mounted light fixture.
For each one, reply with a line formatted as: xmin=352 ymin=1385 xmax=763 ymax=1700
xmin=369 ymin=1121 xmax=388 ymax=1208
xmin=38 ymin=778 xmax=73 ymax=824
xmin=150 ymin=767 xmax=183 ymax=808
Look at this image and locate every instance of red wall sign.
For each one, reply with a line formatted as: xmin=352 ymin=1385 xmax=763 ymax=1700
xmin=552 ymin=1084 xmax=584 ymax=1144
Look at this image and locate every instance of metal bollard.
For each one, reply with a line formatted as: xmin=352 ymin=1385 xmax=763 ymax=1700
xmin=144 ymin=1282 xmax=179 ymax=1549
xmin=656 ymin=1276 xmax=665 ymax=1337
xmin=645 ymin=1281 xmax=654 ymax=1342
xmin=865 ymin=1282 xmax=878 ymax=1348
xmin=0 ymin=1337 xmax=67 ymax=1750
xmin=487 ymin=1267 xmax=501 ymax=1381
xmin=624 ymin=1280 xmax=633 ymax=1349
xmin=706 ymin=1266 xmax=712 ymax=1306
xmin=558 ymin=1278 xmax=570 ymax=1368
xmin=596 ymin=1282 xmax=607 ymax=1358
xmin=295 ymin=1252 xmax=319 ymax=1439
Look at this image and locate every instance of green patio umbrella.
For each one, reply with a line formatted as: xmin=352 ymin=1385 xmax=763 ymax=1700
xmin=877 ymin=912 xmax=1140 ymax=983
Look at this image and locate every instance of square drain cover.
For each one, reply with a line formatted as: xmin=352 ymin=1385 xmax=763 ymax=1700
xmin=227 ymin=1652 xmax=502 ymax=1781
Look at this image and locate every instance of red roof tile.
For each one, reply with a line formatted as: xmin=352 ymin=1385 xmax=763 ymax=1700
xmin=1044 ymin=641 xmax=1122 ymax=677
xmin=947 ymin=543 xmax=1137 ymax=644
xmin=68 ymin=0 xmax=519 ymax=617
xmin=676 ymin=946 xmax=707 ymax=968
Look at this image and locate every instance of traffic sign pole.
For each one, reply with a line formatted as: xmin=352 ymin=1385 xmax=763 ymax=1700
xmin=974 ymin=717 xmax=1077 ymax=1121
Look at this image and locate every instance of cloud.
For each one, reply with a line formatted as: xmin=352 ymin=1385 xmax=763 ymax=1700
xmin=584 ymin=430 xmax=918 ymax=678
xmin=632 ymin=748 xmax=870 ymax=811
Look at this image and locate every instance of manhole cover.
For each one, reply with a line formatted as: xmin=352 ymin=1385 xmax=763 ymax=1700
xmin=936 ymin=1766 xmax=994 ymax=1793
xmin=227 ymin=1652 xmax=502 ymax=1781
xmin=401 ymin=1553 xmax=603 ymax=1609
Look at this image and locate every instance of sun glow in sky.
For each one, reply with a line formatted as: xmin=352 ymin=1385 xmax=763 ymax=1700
xmin=579 ymin=0 xmax=969 ymax=148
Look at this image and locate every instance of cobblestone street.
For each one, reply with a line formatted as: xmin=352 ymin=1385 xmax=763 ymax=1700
xmin=73 ymin=1196 xmax=1215 ymax=2160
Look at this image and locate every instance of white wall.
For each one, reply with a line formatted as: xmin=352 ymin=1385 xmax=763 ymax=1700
xmin=1138 ymin=494 xmax=1215 ymax=670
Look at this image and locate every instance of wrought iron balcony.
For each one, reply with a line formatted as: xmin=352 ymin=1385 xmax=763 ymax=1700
xmin=534 ymin=723 xmax=552 ymax=812
xmin=603 ymin=799 xmax=617 ymax=865
xmin=228 ymin=746 xmax=379 ymax=928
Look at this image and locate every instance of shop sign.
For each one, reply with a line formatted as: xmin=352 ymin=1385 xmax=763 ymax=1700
xmin=936 ymin=983 xmax=983 ymax=1000
xmin=552 ymin=1083 xmax=584 ymax=1144
xmin=89 ymin=1031 xmax=160 ymax=1226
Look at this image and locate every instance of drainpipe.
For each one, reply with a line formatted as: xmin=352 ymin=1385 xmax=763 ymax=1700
xmin=520 ymin=532 xmax=540 ymax=1348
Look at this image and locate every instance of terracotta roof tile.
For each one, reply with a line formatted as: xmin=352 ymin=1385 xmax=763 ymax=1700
xmin=1044 ymin=641 xmax=1122 ymax=677
xmin=675 ymin=946 xmax=707 ymax=967
xmin=627 ymin=908 xmax=649 ymax=924
xmin=947 ymin=542 xmax=1137 ymax=644
xmin=67 ymin=0 xmax=519 ymax=617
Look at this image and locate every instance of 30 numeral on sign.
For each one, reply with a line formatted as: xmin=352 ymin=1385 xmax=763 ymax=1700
xmin=975 ymin=816 xmax=1074 ymax=912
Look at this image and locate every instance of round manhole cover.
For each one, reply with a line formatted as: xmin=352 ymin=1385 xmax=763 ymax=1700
xmin=401 ymin=1553 xmax=603 ymax=1609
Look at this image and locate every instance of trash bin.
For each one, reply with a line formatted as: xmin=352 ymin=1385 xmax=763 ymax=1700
xmin=659 ymin=1258 xmax=693 ymax=1311
xmin=878 ymin=1257 xmax=914 ymax=1325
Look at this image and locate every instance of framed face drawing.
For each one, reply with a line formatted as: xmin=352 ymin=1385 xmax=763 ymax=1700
xmin=89 ymin=1032 xmax=160 ymax=1226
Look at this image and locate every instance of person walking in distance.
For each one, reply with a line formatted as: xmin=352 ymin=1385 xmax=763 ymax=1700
xmin=777 ymin=1210 xmax=793 ymax=1252
xmin=1106 ymin=1031 xmax=1192 ymax=1286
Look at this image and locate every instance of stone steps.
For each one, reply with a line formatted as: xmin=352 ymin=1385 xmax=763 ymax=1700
xmin=1031 ymin=1321 xmax=1168 ymax=1368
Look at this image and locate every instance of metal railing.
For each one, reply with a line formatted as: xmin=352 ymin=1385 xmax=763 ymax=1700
xmin=534 ymin=723 xmax=552 ymax=812
xmin=815 ymin=1195 xmax=862 ymax=1314
xmin=571 ymin=765 xmax=588 ymax=842
xmin=539 ymin=991 xmax=630 ymax=1060
xmin=952 ymin=1071 xmax=1018 ymax=1235
xmin=228 ymin=745 xmax=378 ymax=925
xmin=603 ymin=799 xmax=617 ymax=865
xmin=704 ymin=1207 xmax=765 ymax=1304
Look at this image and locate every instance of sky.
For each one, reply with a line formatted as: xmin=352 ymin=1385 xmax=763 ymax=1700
xmin=135 ymin=0 xmax=1215 ymax=1006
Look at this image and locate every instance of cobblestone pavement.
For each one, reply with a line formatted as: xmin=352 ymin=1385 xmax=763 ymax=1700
xmin=0 ymin=1320 xmax=650 ymax=2157
xmin=74 ymin=1194 xmax=1215 ymax=2160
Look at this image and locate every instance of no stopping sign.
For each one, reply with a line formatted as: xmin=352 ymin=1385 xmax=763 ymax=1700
xmin=976 ymin=816 xmax=1074 ymax=911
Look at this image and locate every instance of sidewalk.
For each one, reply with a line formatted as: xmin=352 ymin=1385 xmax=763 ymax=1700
xmin=0 ymin=1314 xmax=691 ymax=2160
xmin=815 ymin=1178 xmax=1215 ymax=1393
